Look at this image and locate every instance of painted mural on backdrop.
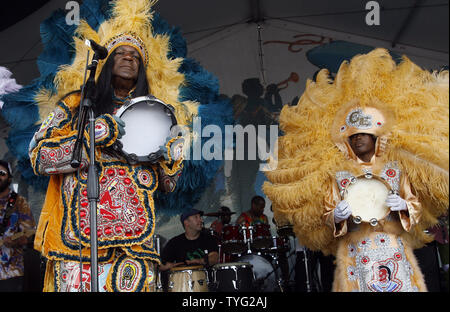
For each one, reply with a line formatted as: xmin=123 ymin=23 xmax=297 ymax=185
xmin=158 ymin=73 xmax=308 ymax=239
xmin=196 ymin=33 xmax=332 ymax=230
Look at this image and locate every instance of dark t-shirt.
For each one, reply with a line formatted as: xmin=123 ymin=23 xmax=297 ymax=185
xmin=161 ymin=231 xmax=219 ymax=264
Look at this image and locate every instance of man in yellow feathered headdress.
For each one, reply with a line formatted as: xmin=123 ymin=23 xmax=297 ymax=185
xmin=28 ymin=0 xmax=188 ymax=292
xmin=264 ymin=48 xmax=449 ymax=292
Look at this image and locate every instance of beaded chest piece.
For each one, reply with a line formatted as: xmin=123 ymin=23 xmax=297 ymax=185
xmin=346 ymin=233 xmax=418 ymax=292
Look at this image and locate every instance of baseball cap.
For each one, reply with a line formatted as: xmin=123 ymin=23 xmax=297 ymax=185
xmin=180 ymin=208 xmax=204 ymax=225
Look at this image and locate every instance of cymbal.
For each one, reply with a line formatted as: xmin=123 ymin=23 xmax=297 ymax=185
xmin=204 ymin=211 xmax=236 ymax=217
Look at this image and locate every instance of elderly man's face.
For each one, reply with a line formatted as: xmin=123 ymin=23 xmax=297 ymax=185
xmin=112 ymin=45 xmax=140 ymax=81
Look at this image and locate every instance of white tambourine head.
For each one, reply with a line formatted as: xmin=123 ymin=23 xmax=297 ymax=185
xmin=345 ymin=177 xmax=390 ymax=222
xmin=116 ymin=98 xmax=173 ymax=157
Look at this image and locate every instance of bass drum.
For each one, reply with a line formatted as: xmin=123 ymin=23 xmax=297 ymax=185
xmin=237 ymin=254 xmax=281 ymax=292
xmin=221 ymin=224 xmax=246 ymax=254
xmin=211 ymin=262 xmax=254 ymax=292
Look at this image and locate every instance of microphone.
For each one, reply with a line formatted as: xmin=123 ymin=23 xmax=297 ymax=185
xmin=85 ymin=39 xmax=108 ymax=60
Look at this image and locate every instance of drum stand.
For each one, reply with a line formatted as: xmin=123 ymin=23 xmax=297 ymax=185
xmin=270 ymin=252 xmax=285 ymax=292
xmin=270 ymin=237 xmax=286 ymax=292
xmin=241 ymin=225 xmax=254 ymax=254
xmin=290 ymin=233 xmax=314 ymax=292
xmin=154 ymin=234 xmax=163 ymax=292
xmin=302 ymin=248 xmax=312 ymax=292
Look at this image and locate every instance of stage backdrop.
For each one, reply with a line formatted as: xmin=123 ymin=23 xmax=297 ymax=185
xmin=155 ymin=18 xmax=448 ymax=242
xmin=0 ymin=17 xmax=448 ymax=246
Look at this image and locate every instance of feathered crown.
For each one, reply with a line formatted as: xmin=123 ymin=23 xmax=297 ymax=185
xmin=105 ymin=32 xmax=149 ymax=65
xmin=335 ymin=104 xmax=387 ymax=138
xmin=331 ymin=99 xmax=394 ymax=157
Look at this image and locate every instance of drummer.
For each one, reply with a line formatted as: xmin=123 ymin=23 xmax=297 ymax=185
xmin=160 ymin=209 xmax=219 ymax=271
xmin=210 ymin=206 xmax=234 ymax=239
xmin=236 ymin=196 xmax=269 ymax=227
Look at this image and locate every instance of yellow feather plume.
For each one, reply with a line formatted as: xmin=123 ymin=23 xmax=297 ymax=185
xmin=264 ymin=48 xmax=449 ymax=253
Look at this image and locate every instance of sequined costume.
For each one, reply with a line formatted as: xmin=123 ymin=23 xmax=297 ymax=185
xmin=263 ymin=49 xmax=449 ymax=292
xmin=24 ymin=0 xmax=191 ymax=292
xmin=322 ymin=147 xmax=425 ymax=291
xmin=1 ymin=0 xmax=234 ymax=291
xmin=30 ymin=89 xmax=183 ymax=291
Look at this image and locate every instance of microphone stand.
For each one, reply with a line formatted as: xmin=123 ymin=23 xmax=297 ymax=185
xmin=71 ymin=48 xmax=102 ymax=292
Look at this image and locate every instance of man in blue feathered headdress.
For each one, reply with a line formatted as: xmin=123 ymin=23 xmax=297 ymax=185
xmin=27 ymin=1 xmax=187 ymax=292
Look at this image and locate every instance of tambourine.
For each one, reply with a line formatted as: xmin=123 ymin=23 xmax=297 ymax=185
xmin=113 ymin=95 xmax=178 ymax=164
xmin=341 ymin=173 xmax=397 ymax=226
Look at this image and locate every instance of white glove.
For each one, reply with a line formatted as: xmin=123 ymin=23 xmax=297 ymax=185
xmin=385 ymin=193 xmax=407 ymax=211
xmin=334 ymin=200 xmax=352 ymax=223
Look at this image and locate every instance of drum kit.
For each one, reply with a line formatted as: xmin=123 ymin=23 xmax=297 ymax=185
xmin=156 ymin=209 xmax=295 ymax=292
xmin=151 ymin=210 xmax=296 ymax=292
xmin=213 ymin=223 xmax=291 ymax=292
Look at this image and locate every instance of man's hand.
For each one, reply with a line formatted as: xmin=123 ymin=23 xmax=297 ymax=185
xmin=185 ymin=258 xmax=205 ymax=266
xmin=334 ymin=200 xmax=352 ymax=223
xmin=158 ymin=262 xmax=184 ymax=271
xmin=160 ymin=136 xmax=184 ymax=162
xmin=386 ymin=194 xmax=407 ymax=211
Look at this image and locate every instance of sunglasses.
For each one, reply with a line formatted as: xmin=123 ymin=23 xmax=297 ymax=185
xmin=0 ymin=170 xmax=8 ymax=177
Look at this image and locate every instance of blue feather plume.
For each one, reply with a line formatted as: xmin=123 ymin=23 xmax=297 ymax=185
xmin=1 ymin=1 xmax=234 ymax=217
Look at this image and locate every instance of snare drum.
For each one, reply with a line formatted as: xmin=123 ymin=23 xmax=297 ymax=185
xmin=222 ymin=224 xmax=246 ymax=254
xmin=168 ymin=265 xmax=209 ymax=292
xmin=114 ymin=95 xmax=177 ymax=164
xmin=211 ymin=262 xmax=254 ymax=292
xmin=251 ymin=224 xmax=272 ymax=250
xmin=343 ymin=174 xmax=392 ymax=226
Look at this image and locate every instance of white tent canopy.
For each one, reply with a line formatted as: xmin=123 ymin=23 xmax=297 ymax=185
xmin=0 ymin=0 xmax=448 ymax=85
